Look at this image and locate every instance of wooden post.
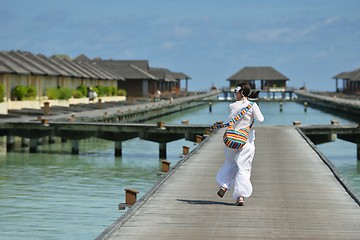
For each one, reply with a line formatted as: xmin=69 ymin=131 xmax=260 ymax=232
xmin=43 ymin=102 xmax=50 ymax=116
xmin=125 ymin=189 xmax=139 ymax=206
xmin=69 ymin=114 xmax=76 ymax=122
xmin=330 ymin=120 xmax=338 ymax=141
xmin=196 ymin=135 xmax=203 ymax=143
xmin=157 ymin=121 xmax=165 ymax=129
xmin=182 ymin=120 xmax=189 ymax=125
xmin=183 ymin=146 xmax=189 ymax=155
xmin=304 ymin=102 xmax=308 ymax=112
xmin=279 ymin=102 xmax=283 ymax=112
xmin=208 ymin=102 xmax=212 ymax=112
xmin=293 ymin=121 xmax=301 ymax=126
xmin=98 ymin=99 xmax=102 ymax=109
xmin=41 ymin=118 xmax=49 ymax=126
xmin=161 ymin=160 xmax=171 ymax=172
xmin=331 ymin=120 xmax=339 ymax=125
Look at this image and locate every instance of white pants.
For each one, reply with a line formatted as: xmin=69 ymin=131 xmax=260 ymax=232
xmin=216 ymin=139 xmax=255 ymax=200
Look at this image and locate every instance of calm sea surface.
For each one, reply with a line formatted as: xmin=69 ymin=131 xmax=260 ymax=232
xmin=0 ymin=101 xmax=359 ymax=239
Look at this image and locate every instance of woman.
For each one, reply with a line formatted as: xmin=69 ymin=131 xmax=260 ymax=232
xmin=216 ymin=82 xmax=264 ymax=206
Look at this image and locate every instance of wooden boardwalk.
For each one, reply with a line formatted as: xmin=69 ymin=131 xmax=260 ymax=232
xmin=97 ymin=126 xmax=360 ymax=240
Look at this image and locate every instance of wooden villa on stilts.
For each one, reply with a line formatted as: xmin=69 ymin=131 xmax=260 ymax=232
xmin=333 ymin=67 xmax=360 ymax=94
xmin=226 ymin=66 xmax=292 ymax=100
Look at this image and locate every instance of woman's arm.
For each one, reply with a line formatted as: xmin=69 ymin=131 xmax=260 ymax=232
xmin=253 ymin=103 xmax=264 ymax=123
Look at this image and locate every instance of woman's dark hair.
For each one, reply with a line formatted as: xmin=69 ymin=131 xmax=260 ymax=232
xmin=237 ymin=82 xmax=251 ymax=97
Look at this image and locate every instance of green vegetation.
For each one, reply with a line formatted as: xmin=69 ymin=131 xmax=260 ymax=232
xmin=72 ymin=90 xmax=84 ymax=98
xmin=8 ymin=84 xmax=126 ymax=101
xmin=116 ymin=89 xmax=126 ymax=96
xmin=92 ymin=85 xmax=123 ymax=97
xmin=26 ymin=86 xmax=36 ymax=99
xmin=77 ymin=85 xmax=87 ymax=97
xmin=46 ymin=87 xmax=73 ymax=100
xmin=11 ymin=85 xmax=37 ymax=100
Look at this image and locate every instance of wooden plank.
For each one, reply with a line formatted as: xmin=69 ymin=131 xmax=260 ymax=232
xmin=100 ymin=126 xmax=360 ymax=240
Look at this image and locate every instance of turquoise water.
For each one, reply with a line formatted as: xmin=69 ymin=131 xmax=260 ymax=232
xmin=0 ymin=101 xmax=359 ymax=239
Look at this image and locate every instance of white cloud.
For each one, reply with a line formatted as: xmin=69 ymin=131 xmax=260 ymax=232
xmin=172 ymin=26 xmax=192 ymax=38
xmin=302 ymin=17 xmax=340 ymax=35
xmin=246 ymin=17 xmax=342 ymax=44
xmin=246 ymin=28 xmax=293 ymax=43
xmin=160 ymin=41 xmax=176 ymax=49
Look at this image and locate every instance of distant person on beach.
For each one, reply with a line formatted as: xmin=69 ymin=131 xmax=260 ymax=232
xmin=88 ymin=89 xmax=97 ymax=101
xmin=215 ymin=82 xmax=264 ymax=206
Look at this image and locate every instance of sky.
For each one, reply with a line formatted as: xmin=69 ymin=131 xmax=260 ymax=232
xmin=1 ymin=0 xmax=360 ymax=91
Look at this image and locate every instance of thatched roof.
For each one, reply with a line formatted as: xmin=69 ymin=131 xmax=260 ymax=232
xmin=150 ymin=67 xmax=185 ymax=82
xmin=228 ymin=66 xmax=289 ymax=81
xmin=0 ymin=51 xmax=45 ymax=75
xmin=0 ymin=51 xmax=123 ymax=81
xmin=0 ymin=50 xmax=190 ymax=83
xmin=333 ymin=67 xmax=360 ymax=81
xmin=92 ymin=59 xmax=158 ymax=80
xmin=172 ymin=72 xmax=191 ymax=80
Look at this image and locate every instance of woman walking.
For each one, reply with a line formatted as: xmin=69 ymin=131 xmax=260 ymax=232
xmin=216 ymin=82 xmax=264 ymax=206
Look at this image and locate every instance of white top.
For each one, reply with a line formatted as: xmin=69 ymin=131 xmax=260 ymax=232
xmin=228 ymin=99 xmax=264 ymax=130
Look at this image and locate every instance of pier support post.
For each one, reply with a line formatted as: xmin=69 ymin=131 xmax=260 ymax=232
xmin=29 ymin=138 xmax=38 ymax=153
xmin=71 ymin=140 xmax=79 ymax=155
xmin=279 ymin=102 xmax=283 ymax=112
xmin=304 ymin=102 xmax=308 ymax=112
xmin=159 ymin=143 xmax=167 ymax=159
xmin=208 ymin=102 xmax=212 ymax=112
xmin=115 ymin=141 xmax=122 ymax=157
xmin=21 ymin=138 xmax=29 ymax=147
xmin=6 ymin=136 xmax=15 ymax=152
xmin=357 ymin=144 xmax=360 ymax=161
xmin=48 ymin=135 xmax=55 ymax=144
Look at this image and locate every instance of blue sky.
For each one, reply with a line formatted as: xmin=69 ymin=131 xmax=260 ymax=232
xmin=1 ymin=0 xmax=360 ymax=91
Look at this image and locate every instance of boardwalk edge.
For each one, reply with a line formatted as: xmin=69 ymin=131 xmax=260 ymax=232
xmin=296 ymin=127 xmax=360 ymax=206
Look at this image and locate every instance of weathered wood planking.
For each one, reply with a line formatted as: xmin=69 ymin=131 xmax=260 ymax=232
xmin=98 ymin=126 xmax=360 ymax=240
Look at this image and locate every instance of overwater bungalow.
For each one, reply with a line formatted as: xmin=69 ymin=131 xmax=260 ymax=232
xmin=333 ymin=67 xmax=360 ymax=94
xmin=227 ymin=66 xmax=290 ymax=99
xmin=89 ymin=59 xmax=158 ymax=98
xmin=149 ymin=67 xmax=191 ymax=97
xmin=88 ymin=58 xmax=191 ymax=99
xmin=227 ymin=66 xmax=289 ymax=91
